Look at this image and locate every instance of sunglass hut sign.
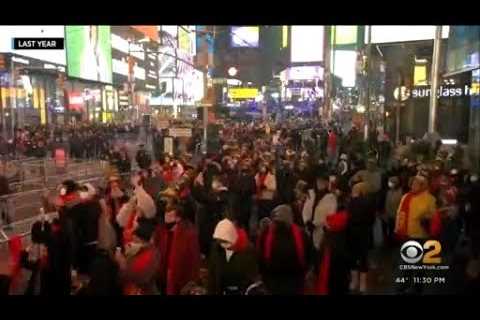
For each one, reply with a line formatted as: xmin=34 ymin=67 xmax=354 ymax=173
xmin=394 ymin=84 xmax=480 ymax=101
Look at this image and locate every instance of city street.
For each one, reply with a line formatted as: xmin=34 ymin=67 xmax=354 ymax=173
xmin=0 ymin=24 xmax=479 ymax=296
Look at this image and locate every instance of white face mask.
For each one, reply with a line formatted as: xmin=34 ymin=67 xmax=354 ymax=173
xmin=388 ymin=181 xmax=395 ymax=189
xmin=219 ymin=241 xmax=231 ymax=249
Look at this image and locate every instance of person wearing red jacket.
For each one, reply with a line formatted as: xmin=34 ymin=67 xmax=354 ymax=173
xmin=154 ymin=204 xmax=201 ymax=295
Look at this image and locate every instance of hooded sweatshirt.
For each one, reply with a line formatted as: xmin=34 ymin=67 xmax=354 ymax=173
xmin=209 ymin=219 xmax=257 ymax=295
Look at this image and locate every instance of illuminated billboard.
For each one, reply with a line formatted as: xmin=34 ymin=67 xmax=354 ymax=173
xmin=291 ymin=26 xmax=324 ymax=63
xmin=282 ymin=26 xmax=289 ymax=48
xmin=0 ymin=26 xmax=66 ymax=65
xmin=332 ymin=26 xmax=357 ymax=45
xmin=333 ymin=50 xmax=356 ymax=87
xmin=369 ymin=26 xmax=450 ymax=44
xmin=231 ymin=27 xmax=259 ymax=47
xmin=228 ymin=88 xmax=259 ymax=99
xmin=66 ymin=26 xmax=113 ymax=83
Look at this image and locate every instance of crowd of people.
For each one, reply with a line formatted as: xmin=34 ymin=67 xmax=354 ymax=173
xmin=1 ymin=117 xmax=480 ymax=295
xmin=0 ymin=123 xmax=140 ymax=161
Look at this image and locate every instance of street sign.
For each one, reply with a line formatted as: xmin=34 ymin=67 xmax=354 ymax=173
xmin=169 ymin=128 xmax=192 ymax=137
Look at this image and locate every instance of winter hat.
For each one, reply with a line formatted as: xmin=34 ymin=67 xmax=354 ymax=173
xmin=133 ymin=219 xmax=156 ymax=242
xmin=134 ymin=186 xmax=156 ymax=219
xmin=213 ymin=219 xmax=238 ymax=246
xmin=271 ymin=204 xmax=294 ymax=225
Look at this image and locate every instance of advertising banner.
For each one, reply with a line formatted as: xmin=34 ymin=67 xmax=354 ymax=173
xmin=291 ymin=26 xmax=324 ymax=63
xmin=66 ymin=26 xmax=113 ymax=83
xmin=228 ymin=88 xmax=259 ymax=99
xmin=131 ymin=26 xmax=159 ymax=42
xmin=231 ymin=27 xmax=259 ymax=47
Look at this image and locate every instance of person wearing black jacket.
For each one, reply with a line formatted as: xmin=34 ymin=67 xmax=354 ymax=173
xmin=346 ymin=182 xmax=376 ymax=294
xmin=229 ymin=160 xmax=256 ymax=230
xmin=70 ymin=183 xmax=102 ymax=276
xmin=192 ymin=173 xmax=229 ymax=257
xmin=257 ymin=205 xmax=312 ymax=294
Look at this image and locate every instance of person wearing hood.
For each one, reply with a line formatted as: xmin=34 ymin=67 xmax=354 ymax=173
xmin=154 ymin=203 xmax=201 ymax=295
xmin=302 ymin=172 xmax=338 ymax=251
xmin=208 ymin=218 xmax=258 ymax=295
xmin=257 ymin=205 xmax=312 ymax=294
xmin=346 ymin=182 xmax=376 ymax=294
xmin=115 ymin=220 xmax=160 ymax=295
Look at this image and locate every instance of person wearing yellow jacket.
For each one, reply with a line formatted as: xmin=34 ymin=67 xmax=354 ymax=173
xmin=395 ymin=174 xmax=436 ymax=240
xmin=394 ymin=174 xmax=436 ymax=295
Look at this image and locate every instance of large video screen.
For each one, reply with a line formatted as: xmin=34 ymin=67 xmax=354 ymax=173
xmin=0 ymin=26 xmax=66 ymax=65
xmin=231 ymin=27 xmax=259 ymax=47
xmin=333 ymin=50 xmax=356 ymax=87
xmin=291 ymin=26 xmax=324 ymax=63
xmin=66 ymin=26 xmax=113 ymax=83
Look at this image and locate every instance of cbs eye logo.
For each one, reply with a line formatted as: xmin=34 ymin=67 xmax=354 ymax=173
xmin=400 ymin=240 xmax=442 ymax=264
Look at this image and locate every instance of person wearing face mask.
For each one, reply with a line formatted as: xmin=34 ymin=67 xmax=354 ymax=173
xmin=115 ymin=220 xmax=160 ymax=295
xmin=302 ymin=172 xmax=338 ymax=252
xmin=208 ymin=218 xmax=258 ymax=295
xmin=383 ymin=177 xmax=403 ymax=246
xmin=154 ymin=204 xmax=200 ymax=295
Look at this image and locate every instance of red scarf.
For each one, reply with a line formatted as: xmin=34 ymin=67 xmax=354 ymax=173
xmin=123 ymin=211 xmax=137 ymax=247
xmin=231 ymin=227 xmax=249 ymax=252
xmin=263 ymin=224 xmax=305 ymax=267
xmin=257 ymin=173 xmax=268 ymax=196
